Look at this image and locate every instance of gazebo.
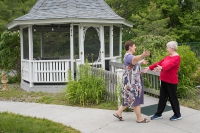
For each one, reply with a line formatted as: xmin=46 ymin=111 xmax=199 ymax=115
xmin=6 ymin=0 xmax=133 ymax=92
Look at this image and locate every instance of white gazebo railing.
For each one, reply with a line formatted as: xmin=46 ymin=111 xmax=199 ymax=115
xmin=22 ymin=60 xmax=30 ymax=81
xmin=21 ymin=59 xmax=81 ymax=83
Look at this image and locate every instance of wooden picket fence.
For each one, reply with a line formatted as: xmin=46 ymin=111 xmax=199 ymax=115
xmin=90 ymin=67 xmax=118 ymax=102
xmin=90 ymin=61 xmax=160 ymax=102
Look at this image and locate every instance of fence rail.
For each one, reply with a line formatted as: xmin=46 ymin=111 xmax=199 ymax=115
xmin=90 ymin=67 xmax=117 ymax=102
xmin=109 ymin=61 xmax=161 ymax=98
xmin=90 ymin=62 xmax=161 ymax=102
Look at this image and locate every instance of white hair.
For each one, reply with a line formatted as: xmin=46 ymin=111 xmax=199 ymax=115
xmin=166 ymin=41 xmax=178 ymax=51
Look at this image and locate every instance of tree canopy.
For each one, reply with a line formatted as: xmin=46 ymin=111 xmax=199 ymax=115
xmin=105 ymin=0 xmax=200 ymax=42
xmin=0 ymin=0 xmax=199 ymax=42
xmin=0 ymin=0 xmax=200 ymax=76
xmin=0 ymin=0 xmax=37 ymax=34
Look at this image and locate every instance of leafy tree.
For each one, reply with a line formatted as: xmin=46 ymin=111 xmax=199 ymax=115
xmin=0 ymin=0 xmax=36 ymax=81
xmin=105 ymin=0 xmax=149 ymax=21
xmin=153 ymin=0 xmax=200 ymax=42
xmin=0 ymin=0 xmax=37 ymax=35
xmin=0 ymin=30 xmax=20 ymax=81
xmin=153 ymin=0 xmax=181 ymax=27
xmin=130 ymin=2 xmax=170 ymax=38
xmin=175 ymin=10 xmax=200 ymax=42
xmin=105 ymin=0 xmax=150 ymax=42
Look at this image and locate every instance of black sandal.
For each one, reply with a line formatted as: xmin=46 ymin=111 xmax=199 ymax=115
xmin=137 ymin=118 xmax=150 ymax=123
xmin=113 ymin=114 xmax=124 ymax=121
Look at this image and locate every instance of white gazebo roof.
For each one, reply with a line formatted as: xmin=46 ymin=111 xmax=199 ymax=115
xmin=7 ymin=0 xmax=133 ymax=29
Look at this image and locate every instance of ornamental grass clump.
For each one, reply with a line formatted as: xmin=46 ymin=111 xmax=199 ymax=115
xmin=66 ymin=61 xmax=106 ymax=106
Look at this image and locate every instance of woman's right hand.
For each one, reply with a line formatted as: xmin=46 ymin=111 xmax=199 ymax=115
xmin=142 ymin=50 xmax=150 ymax=58
xmin=142 ymin=67 xmax=149 ymax=73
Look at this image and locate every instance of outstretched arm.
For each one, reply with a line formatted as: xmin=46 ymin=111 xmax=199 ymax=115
xmin=131 ymin=50 xmax=150 ymax=65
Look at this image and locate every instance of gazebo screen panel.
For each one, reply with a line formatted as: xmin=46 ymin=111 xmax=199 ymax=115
xmin=113 ymin=26 xmax=120 ymax=56
xmin=104 ymin=26 xmax=110 ymax=57
xmin=84 ymin=27 xmax=100 ymax=63
xmin=23 ymin=28 xmax=29 ymax=59
xmin=33 ymin=31 xmax=41 ymax=59
xmin=33 ymin=25 xmax=71 ymax=60
xmin=43 ymin=32 xmax=70 ymax=59
xmin=73 ymin=25 xmax=79 ymax=59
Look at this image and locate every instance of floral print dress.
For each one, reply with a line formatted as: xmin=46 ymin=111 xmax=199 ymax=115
xmin=121 ymin=53 xmax=144 ymax=107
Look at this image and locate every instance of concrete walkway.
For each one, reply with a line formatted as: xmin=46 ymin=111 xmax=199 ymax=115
xmin=0 ymin=95 xmax=199 ymax=133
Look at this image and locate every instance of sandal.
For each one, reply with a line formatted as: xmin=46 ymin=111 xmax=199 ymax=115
xmin=137 ymin=118 xmax=150 ymax=123
xmin=113 ymin=113 xmax=124 ymax=121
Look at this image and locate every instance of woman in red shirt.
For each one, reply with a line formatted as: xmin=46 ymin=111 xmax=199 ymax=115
xmin=143 ymin=41 xmax=182 ymax=121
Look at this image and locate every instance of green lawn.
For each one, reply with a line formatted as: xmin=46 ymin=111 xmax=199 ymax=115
xmin=1 ymin=83 xmax=200 ymax=132
xmin=0 ymin=112 xmax=80 ymax=133
xmin=0 ymin=84 xmax=118 ymax=110
xmin=0 ymin=84 xmax=118 ymax=132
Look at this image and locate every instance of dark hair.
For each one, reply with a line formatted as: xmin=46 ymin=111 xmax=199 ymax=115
xmin=124 ymin=41 xmax=135 ymax=51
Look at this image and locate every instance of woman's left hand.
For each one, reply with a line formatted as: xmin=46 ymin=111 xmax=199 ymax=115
xmin=142 ymin=67 xmax=149 ymax=73
xmin=153 ymin=65 xmax=162 ymax=72
xmin=142 ymin=60 xmax=148 ymax=65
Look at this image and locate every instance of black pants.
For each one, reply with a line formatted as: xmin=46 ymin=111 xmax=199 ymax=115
xmin=155 ymin=80 xmax=181 ymax=117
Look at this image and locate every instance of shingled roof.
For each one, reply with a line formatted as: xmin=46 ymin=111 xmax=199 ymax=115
xmin=7 ymin=0 xmax=133 ymax=29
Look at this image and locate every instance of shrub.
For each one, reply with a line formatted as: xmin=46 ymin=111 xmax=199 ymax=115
xmin=177 ymin=75 xmax=195 ymax=98
xmin=191 ymin=70 xmax=200 ymax=86
xmin=7 ymin=75 xmax=21 ymax=84
xmin=0 ymin=31 xmax=21 ymax=79
xmin=178 ymin=45 xmax=199 ymax=77
xmin=66 ymin=61 xmax=106 ymax=106
xmin=131 ymin=35 xmax=174 ymax=64
xmin=177 ymin=45 xmax=199 ymax=98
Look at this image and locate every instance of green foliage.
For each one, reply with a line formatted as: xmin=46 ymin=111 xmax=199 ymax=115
xmin=177 ymin=74 xmax=195 ymax=98
xmin=0 ymin=112 xmax=80 ymax=133
xmin=176 ymin=10 xmax=200 ymax=42
xmin=179 ymin=42 xmax=200 ymax=60
xmin=66 ymin=61 xmax=106 ymax=106
xmin=132 ymin=35 xmax=174 ymax=64
xmin=178 ymin=45 xmax=199 ymax=77
xmin=0 ymin=30 xmax=21 ymax=80
xmin=0 ymin=0 xmax=37 ymax=35
xmin=130 ymin=2 xmax=170 ymax=37
xmin=153 ymin=0 xmax=180 ymax=27
xmin=7 ymin=75 xmax=20 ymax=84
xmin=106 ymin=0 xmax=200 ymax=43
xmin=105 ymin=0 xmax=149 ymax=20
xmin=192 ymin=70 xmax=200 ymax=85
xmin=177 ymin=45 xmax=199 ymax=98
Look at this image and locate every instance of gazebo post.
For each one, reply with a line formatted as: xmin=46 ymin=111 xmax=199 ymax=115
xmin=119 ymin=27 xmax=122 ymax=62
xmin=70 ymin=24 xmax=74 ymax=79
xmin=20 ymin=28 xmax=23 ymax=83
xmin=100 ymin=26 xmax=105 ymax=69
xmin=28 ymin=26 xmax=33 ymax=87
xmin=109 ymin=25 xmax=113 ymax=58
xmin=79 ymin=24 xmax=84 ymax=64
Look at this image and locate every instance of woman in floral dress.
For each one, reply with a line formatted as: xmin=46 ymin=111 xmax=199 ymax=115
xmin=113 ymin=40 xmax=150 ymax=123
